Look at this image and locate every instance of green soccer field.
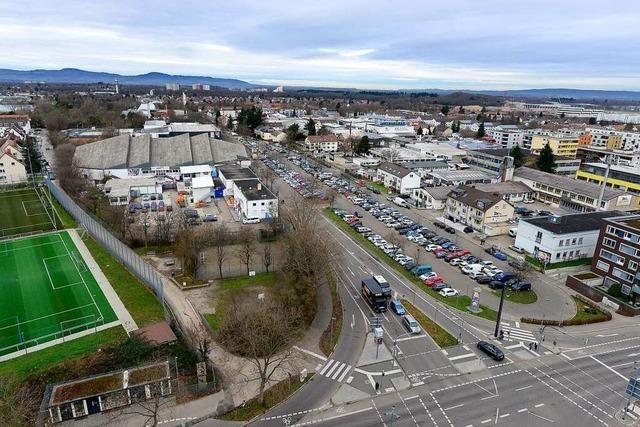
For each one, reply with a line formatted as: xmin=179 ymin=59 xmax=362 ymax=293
xmin=0 ymin=187 xmax=56 ymax=237
xmin=0 ymin=231 xmax=119 ymax=357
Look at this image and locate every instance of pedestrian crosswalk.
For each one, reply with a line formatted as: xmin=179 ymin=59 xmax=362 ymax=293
xmin=317 ymin=359 xmax=353 ymax=382
xmin=501 ymin=322 xmax=538 ymax=344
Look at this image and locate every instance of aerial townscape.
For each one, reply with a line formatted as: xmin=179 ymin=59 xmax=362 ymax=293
xmin=3 ymin=2 xmax=640 ymax=427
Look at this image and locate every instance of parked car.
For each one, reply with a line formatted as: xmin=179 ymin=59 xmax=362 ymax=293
xmin=203 ymin=214 xmax=218 ymax=222
xmin=424 ymin=276 xmax=444 ymax=287
xmin=463 ymin=226 xmax=474 ymax=233
xmin=439 ymin=288 xmax=460 ymax=297
xmin=477 ymin=341 xmax=505 ymax=361
xmin=434 ymin=250 xmax=448 ymax=259
xmin=475 ymin=275 xmax=493 ymax=284
xmin=445 ymin=226 xmax=456 ymax=234
xmin=508 ymin=245 xmax=525 ymax=254
xmin=389 ymin=299 xmax=406 ymax=315
xmin=432 ymin=283 xmax=449 ymax=292
xmin=403 ymin=315 xmax=421 ymax=334
xmin=488 ymin=281 xmax=505 ymax=290
xmin=508 ymin=228 xmax=518 ymax=238
xmin=494 ymin=272 xmax=515 ymax=282
xmin=511 ymin=280 xmax=532 ymax=292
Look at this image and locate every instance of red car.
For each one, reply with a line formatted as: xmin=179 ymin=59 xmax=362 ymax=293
xmin=444 ymin=253 xmax=457 ymax=262
xmin=434 ymin=249 xmax=448 ymax=258
xmin=424 ymin=276 xmax=444 ymax=287
xmin=455 ymin=249 xmax=471 ymax=257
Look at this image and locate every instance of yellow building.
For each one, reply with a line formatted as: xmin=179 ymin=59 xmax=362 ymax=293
xmin=530 ymin=135 xmax=579 ymax=158
xmin=576 ymin=162 xmax=640 ymax=208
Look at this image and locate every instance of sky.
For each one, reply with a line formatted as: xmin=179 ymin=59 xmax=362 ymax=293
xmin=2 ymin=0 xmax=640 ymax=90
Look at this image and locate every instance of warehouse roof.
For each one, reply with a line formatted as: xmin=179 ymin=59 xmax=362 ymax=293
xmin=74 ymin=134 xmax=247 ymax=170
xmin=514 ymin=167 xmax=625 ymax=200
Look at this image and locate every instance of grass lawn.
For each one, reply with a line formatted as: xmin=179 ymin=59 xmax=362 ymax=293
xmin=216 ymin=271 xmax=277 ymax=292
xmin=133 ymin=244 xmax=175 ymax=256
xmin=45 ymin=187 xmax=77 ymax=229
xmin=491 ymin=289 xmax=538 ymax=304
xmin=204 ymin=312 xmax=221 ymax=332
xmin=82 ymin=235 xmax=165 ymax=327
xmin=526 ymin=255 xmax=592 ymax=270
xmin=218 ymin=374 xmax=312 ymax=421
xmin=401 ymin=300 xmax=458 ymax=348
xmin=320 ymin=270 xmax=343 ymax=356
xmin=0 ymin=327 xmax=126 ymax=380
xmin=571 ymin=296 xmax=610 ymax=323
xmin=366 ymin=181 xmax=389 ymax=194
xmin=325 ymin=209 xmax=497 ymax=321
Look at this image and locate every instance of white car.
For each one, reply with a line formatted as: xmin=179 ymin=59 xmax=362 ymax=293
xmin=419 ymin=272 xmax=438 ymax=281
xmin=439 ymin=288 xmax=460 ymax=297
xmin=468 ymin=270 xmax=486 ymax=279
xmin=523 ymin=199 xmax=535 ymax=204
xmin=425 ymin=244 xmax=440 ymax=252
xmin=449 ymin=258 xmax=464 ymax=266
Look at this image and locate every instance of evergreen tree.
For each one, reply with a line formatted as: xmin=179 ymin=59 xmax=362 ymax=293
xmin=441 ymin=105 xmax=450 ymax=116
xmin=214 ymin=109 xmax=221 ymax=125
xmin=509 ymin=145 xmax=525 ymax=168
xmin=356 ymin=136 xmax=370 ymax=154
xmin=537 ymin=143 xmax=557 ymax=173
xmin=21 ymin=138 xmax=42 ymax=174
xmin=305 ymin=119 xmax=317 ymax=136
xmin=476 ymin=122 xmax=485 ymax=138
xmin=226 ymin=116 xmax=233 ymax=130
xmin=236 ymin=106 xmax=263 ymax=132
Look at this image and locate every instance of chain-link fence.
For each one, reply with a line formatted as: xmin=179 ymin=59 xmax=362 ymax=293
xmin=43 ymin=179 xmax=168 ymax=321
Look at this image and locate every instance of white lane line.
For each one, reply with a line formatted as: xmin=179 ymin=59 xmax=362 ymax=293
xmin=481 ymin=419 xmax=491 ymax=424
xmin=590 ymin=355 xmax=628 ymax=380
xmin=449 ymin=352 xmax=477 ymax=361
xmin=294 ymin=346 xmax=328 ymax=361
xmin=494 ymin=408 xmax=500 ymax=424
xmin=444 ymin=404 xmax=464 ymax=411
xmin=535 ymin=403 xmax=545 ymax=408
xmin=331 ymin=363 xmax=346 ymax=380
xmin=518 ymin=408 xmax=528 ymax=413
xmin=396 ymin=335 xmax=427 ymax=342
xmin=325 ymin=360 xmax=341 ymax=378
xmin=337 ymin=365 xmax=352 ymax=382
xmin=319 ymin=360 xmax=335 ymax=376
xmin=515 ymin=385 xmax=533 ymax=392
xmin=499 ymin=413 xmax=510 ymax=418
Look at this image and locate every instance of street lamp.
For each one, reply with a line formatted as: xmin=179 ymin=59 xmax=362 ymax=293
xmin=494 ymin=281 xmax=507 ymax=338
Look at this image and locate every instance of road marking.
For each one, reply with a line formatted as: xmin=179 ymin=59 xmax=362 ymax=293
xmin=385 ymin=387 xmax=395 ymax=393
xmin=527 ymin=411 xmax=555 ymax=423
xmin=346 ymin=266 xmax=355 ymax=276
xmin=515 ymin=385 xmax=533 ymax=392
xmin=463 ymin=345 xmax=470 ymax=351
xmin=319 ymin=359 xmax=335 ymax=375
xmin=444 ymin=404 xmax=464 ymax=411
xmin=331 ymin=362 xmax=347 ymax=380
xmin=370 ymin=399 xmax=387 ymax=426
xmin=518 ymin=408 xmax=528 ymax=413
xmin=535 ymin=403 xmax=545 ymax=408
xmin=596 ymin=333 xmax=619 ymax=338
xmin=337 ymin=365 xmax=352 ymax=382
xmin=448 ymin=352 xmax=477 ymax=361
xmin=480 ymin=395 xmax=497 ymax=401
xmin=442 ymin=349 xmax=449 ymax=356
xmin=499 ymin=413 xmax=510 ymax=418
xmin=590 ymin=355 xmax=627 ymax=380
xmin=481 ymin=419 xmax=491 ymax=424
xmin=495 ymin=408 xmax=500 ymax=424
xmin=346 ymin=376 xmax=353 ymax=384
xmin=413 ymin=381 xmax=425 ymax=386
xmin=396 ymin=335 xmax=426 ymax=342
xmin=294 ymin=346 xmax=328 ymax=361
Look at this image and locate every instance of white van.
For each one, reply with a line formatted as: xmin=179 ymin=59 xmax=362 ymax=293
xmin=394 ymin=197 xmax=409 ymax=208
xmin=461 ymin=264 xmax=483 ymax=275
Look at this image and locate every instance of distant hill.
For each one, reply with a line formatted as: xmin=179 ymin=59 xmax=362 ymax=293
xmin=0 ymin=68 xmax=255 ymax=89
xmin=474 ymin=88 xmax=640 ymax=101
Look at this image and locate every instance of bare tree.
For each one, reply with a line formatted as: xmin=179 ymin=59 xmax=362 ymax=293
xmin=54 ymin=143 xmax=86 ymax=195
xmin=385 ymin=231 xmax=404 ymax=256
xmin=0 ymin=375 xmax=38 ymax=426
xmin=211 ymin=224 xmax=229 ymax=279
xmin=326 ymin=188 xmax=337 ymax=208
xmin=236 ymin=228 xmax=257 ymax=275
xmin=173 ymin=224 xmax=198 ymax=277
xmin=110 ymin=382 xmax=173 ymax=427
xmin=380 ymin=148 xmax=401 ymax=163
xmin=217 ymin=300 xmax=300 ymax=406
xmin=263 ymin=245 xmax=273 ymax=273
xmin=154 ymin=211 xmax=176 ymax=245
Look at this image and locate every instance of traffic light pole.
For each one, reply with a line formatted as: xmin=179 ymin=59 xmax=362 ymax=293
xmin=494 ymin=283 xmax=507 ymax=338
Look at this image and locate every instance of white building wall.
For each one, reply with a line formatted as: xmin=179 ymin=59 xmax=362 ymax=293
xmin=514 ymin=221 xmax=600 ymax=262
xmin=0 ymin=154 xmax=26 ymax=183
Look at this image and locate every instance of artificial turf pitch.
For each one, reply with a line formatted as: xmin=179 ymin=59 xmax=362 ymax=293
xmin=0 ymin=187 xmax=56 ymax=237
xmin=0 ymin=231 xmax=118 ymax=356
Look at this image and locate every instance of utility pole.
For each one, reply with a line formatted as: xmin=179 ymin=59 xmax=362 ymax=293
xmin=494 ymin=282 xmax=507 ymax=338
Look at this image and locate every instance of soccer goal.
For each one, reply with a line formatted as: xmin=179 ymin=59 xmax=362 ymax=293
xmin=60 ymin=314 xmax=103 ymax=339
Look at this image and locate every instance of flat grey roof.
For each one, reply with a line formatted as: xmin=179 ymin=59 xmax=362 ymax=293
xmin=429 ymin=170 xmax=494 ymax=181
xmin=422 ymin=185 xmax=456 ymax=200
xmin=218 ymin=166 xmax=256 ymax=181
xmin=523 ymin=211 xmax=624 ymax=234
xmin=514 ymin=167 xmax=625 ymax=200
xmin=235 ymin=179 xmax=276 ymax=200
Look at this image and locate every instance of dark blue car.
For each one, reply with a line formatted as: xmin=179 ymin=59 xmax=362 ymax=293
xmin=389 ymin=299 xmax=406 ymax=315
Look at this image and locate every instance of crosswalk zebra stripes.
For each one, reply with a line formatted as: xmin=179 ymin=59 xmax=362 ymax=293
xmin=501 ymin=322 xmax=538 ymax=344
xmin=317 ymin=359 xmax=352 ymax=382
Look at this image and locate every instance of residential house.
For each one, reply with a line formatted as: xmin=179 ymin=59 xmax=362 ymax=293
xmin=0 ymin=152 xmax=27 ymax=183
xmin=411 ymin=186 xmax=454 ymax=209
xmin=445 ymin=185 xmax=515 ymax=235
xmin=376 ymin=162 xmax=421 ymax=195
xmin=233 ymin=179 xmax=278 ymax=221
xmin=305 ymin=135 xmax=339 ymax=152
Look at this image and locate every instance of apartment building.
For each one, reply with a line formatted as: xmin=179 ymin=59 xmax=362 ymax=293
xmin=305 ymin=135 xmax=339 ymax=152
xmin=0 ymin=152 xmax=27 ymax=183
xmin=445 ymin=185 xmax=515 ymax=236
xmin=515 ymin=211 xmax=622 ymax=263
xmin=591 ymin=214 xmax=640 ymax=301
xmin=488 ymin=125 xmax=524 ymax=149
xmin=582 ymin=128 xmax=640 ymax=151
xmin=530 ymin=134 xmax=580 ymax=158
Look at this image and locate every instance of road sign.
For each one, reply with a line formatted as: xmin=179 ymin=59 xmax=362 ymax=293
xmin=626 ymin=377 xmax=640 ymax=399
xmin=369 ymin=317 xmax=382 ymax=330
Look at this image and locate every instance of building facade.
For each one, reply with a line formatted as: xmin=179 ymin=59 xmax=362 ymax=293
xmin=445 ymin=186 xmax=515 ymax=235
xmin=0 ymin=152 xmax=27 ymax=183
xmin=305 ymin=135 xmax=339 ymax=152
xmin=376 ymin=162 xmax=421 ymax=195
xmin=514 ymin=211 xmax=622 ymax=263
xmin=591 ymin=215 xmax=640 ymax=303
xmin=530 ymin=134 xmax=579 ymax=158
